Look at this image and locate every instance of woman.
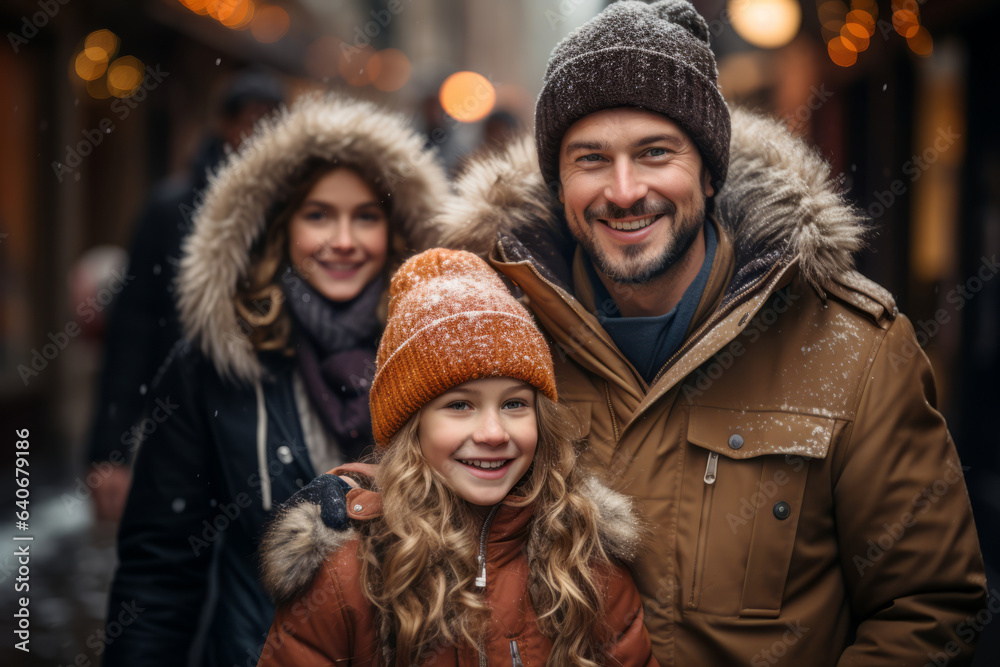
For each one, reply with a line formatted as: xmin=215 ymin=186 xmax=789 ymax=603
xmin=103 ymin=94 xmax=448 ymax=667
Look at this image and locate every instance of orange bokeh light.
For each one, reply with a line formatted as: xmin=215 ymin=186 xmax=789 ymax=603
xmin=107 ymin=56 xmax=145 ymax=97
xmin=841 ymin=21 xmax=870 ymax=52
xmin=183 ymin=0 xmax=211 ymax=15
xmin=440 ymin=72 xmax=496 ymax=122
xmin=846 ymin=9 xmax=875 ymax=37
xmin=220 ymin=0 xmax=255 ymax=28
xmin=907 ymin=25 xmax=933 ymax=57
xmin=337 ymin=44 xmax=375 ymax=86
xmin=368 ymin=49 xmax=411 ymax=92
xmin=251 ymin=5 xmax=289 ymax=44
xmin=74 ymin=50 xmax=108 ymax=81
xmin=892 ymin=9 xmax=920 ymax=38
xmin=851 ymin=0 xmax=878 ymax=19
xmin=828 ymin=36 xmax=859 ymax=67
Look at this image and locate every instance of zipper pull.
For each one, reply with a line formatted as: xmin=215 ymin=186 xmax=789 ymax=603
xmin=510 ymin=640 xmax=524 ymax=667
xmin=703 ymin=451 xmax=719 ymax=485
xmin=476 ymin=554 xmax=487 ymax=588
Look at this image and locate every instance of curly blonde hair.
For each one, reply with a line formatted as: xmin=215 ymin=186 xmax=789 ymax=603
xmin=357 ymin=393 xmax=614 ymax=666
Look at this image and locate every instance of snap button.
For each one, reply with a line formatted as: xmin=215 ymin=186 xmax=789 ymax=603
xmin=773 ymin=501 xmax=791 ymax=520
xmin=353 ymin=504 xmax=363 ymax=512
xmin=728 ymin=434 xmax=744 ymax=450
xmin=276 ymin=445 xmax=293 ymax=464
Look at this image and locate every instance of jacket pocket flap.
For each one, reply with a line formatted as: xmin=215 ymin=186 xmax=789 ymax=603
xmin=688 ymin=405 xmax=835 ymax=460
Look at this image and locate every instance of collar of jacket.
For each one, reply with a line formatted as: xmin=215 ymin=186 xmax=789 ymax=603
xmin=259 ymin=475 xmax=641 ymax=606
xmin=346 ymin=488 xmax=535 ymax=570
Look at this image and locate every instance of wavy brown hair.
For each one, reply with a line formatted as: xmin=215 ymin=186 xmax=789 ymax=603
xmin=357 ymin=393 xmax=614 ymax=666
xmin=233 ymin=157 xmax=399 ymax=352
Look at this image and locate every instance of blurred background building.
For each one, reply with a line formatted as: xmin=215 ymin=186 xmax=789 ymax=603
xmin=1 ymin=0 xmax=997 ymax=664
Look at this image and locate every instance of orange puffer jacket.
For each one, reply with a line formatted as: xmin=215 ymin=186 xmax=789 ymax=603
xmin=257 ymin=477 xmax=658 ymax=666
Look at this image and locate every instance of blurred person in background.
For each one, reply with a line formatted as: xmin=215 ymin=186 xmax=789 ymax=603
xmin=84 ymin=68 xmax=285 ymax=521
xmin=482 ymin=109 xmax=521 ymax=149
xmin=102 ymin=94 xmax=448 ymax=667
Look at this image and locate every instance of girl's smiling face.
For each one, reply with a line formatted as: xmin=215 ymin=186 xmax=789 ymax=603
xmin=287 ymin=168 xmax=389 ymax=302
xmin=417 ymin=377 xmax=538 ymax=514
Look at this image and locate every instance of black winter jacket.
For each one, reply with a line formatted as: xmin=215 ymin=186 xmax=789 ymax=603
xmin=105 ymin=344 xmax=322 ymax=667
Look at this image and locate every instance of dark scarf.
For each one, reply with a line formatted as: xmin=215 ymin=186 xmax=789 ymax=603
xmin=281 ymin=266 xmax=382 ymax=462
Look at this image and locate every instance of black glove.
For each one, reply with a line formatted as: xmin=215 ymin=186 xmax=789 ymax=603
xmin=281 ymin=473 xmax=352 ymax=531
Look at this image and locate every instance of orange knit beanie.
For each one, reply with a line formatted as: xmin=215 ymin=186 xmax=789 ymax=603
xmin=370 ymin=248 xmax=557 ymax=446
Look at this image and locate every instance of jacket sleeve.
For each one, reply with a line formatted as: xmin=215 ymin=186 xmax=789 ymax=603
xmin=257 ymin=560 xmax=356 ymax=666
xmin=102 ymin=344 xmax=217 ymax=666
xmin=833 ymin=314 xmax=987 ymax=666
xmin=604 ymin=562 xmax=660 ymax=667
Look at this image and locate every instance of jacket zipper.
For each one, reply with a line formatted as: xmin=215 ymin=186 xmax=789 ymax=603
xmin=690 ymin=451 xmax=718 ymax=608
xmin=476 ymin=504 xmax=501 ymax=666
xmin=510 ymin=640 xmax=524 ymax=666
xmin=703 ymin=451 xmax=719 ymax=484
xmin=476 ymin=504 xmax=500 ymax=588
xmin=604 ymin=382 xmax=621 ymax=442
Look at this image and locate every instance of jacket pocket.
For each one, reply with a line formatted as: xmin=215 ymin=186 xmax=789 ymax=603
xmin=680 ymin=405 xmax=835 ymax=618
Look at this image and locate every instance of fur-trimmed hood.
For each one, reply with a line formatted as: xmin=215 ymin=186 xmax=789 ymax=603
xmin=436 ymin=107 xmax=879 ymax=303
xmin=177 ymin=94 xmax=450 ymax=385
xmin=260 ymin=474 xmax=642 ymax=606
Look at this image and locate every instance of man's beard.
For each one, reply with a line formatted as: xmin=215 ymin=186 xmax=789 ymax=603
xmin=568 ymin=197 xmax=706 ymax=286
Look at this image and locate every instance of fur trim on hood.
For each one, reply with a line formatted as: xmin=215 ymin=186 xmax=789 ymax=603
xmin=436 ymin=107 xmax=887 ymax=304
xmin=177 ymin=94 xmax=449 ymax=384
xmin=259 ymin=475 xmax=643 ymax=606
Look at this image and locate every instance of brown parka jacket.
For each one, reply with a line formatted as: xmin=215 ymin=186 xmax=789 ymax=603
xmin=256 ymin=471 xmax=658 ymax=666
xmin=435 ymin=108 xmax=988 ymax=666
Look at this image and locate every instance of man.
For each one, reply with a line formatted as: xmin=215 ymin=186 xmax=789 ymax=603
xmin=433 ymin=1 xmax=987 ymax=664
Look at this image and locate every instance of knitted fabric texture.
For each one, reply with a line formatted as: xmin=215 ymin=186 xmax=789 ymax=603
xmin=534 ymin=0 xmax=731 ymax=190
xmin=369 ymin=249 xmax=557 ymax=446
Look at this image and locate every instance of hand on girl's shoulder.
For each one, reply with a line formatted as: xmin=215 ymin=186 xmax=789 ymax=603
xmin=258 ymin=472 xmax=355 ymax=605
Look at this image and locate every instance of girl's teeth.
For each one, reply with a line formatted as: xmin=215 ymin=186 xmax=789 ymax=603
xmin=607 ymin=216 xmax=655 ymax=231
xmin=462 ymin=460 xmax=506 ymax=469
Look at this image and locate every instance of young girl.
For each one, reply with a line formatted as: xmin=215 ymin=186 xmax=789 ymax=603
xmin=104 ymin=94 xmax=448 ymax=667
xmin=258 ymin=248 xmax=657 ymax=666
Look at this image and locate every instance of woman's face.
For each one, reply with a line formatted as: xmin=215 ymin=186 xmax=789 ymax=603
xmin=287 ymin=168 xmax=389 ymax=303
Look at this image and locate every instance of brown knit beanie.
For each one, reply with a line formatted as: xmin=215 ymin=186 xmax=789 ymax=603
xmin=369 ymin=248 xmax=557 ymax=446
xmin=535 ymin=0 xmax=731 ymax=191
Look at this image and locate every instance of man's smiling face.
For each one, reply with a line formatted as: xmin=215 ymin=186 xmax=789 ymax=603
xmin=558 ymin=107 xmax=714 ymax=285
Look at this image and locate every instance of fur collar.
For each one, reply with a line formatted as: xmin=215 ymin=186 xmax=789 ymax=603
xmin=436 ymin=107 xmax=880 ymax=303
xmin=260 ymin=475 xmax=642 ymax=606
xmin=176 ymin=94 xmax=449 ymax=384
